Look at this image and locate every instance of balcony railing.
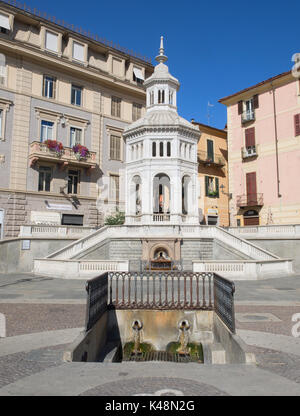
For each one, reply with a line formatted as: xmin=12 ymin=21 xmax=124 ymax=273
xmin=29 ymin=141 xmax=97 ymax=169
xmin=197 ymin=151 xmax=226 ymax=167
xmin=236 ymin=193 xmax=263 ymax=208
xmin=241 ymin=110 xmax=255 ymax=123
xmin=241 ymin=145 xmax=257 ymax=159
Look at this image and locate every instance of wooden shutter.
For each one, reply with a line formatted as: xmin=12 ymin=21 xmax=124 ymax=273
xmin=294 ymin=114 xmax=300 ymax=136
xmin=238 ymin=101 xmax=243 ymax=115
xmin=253 ymin=94 xmax=259 ymax=109
xmin=246 ymin=172 xmax=257 ymax=204
xmin=245 ymin=127 xmax=255 ymax=147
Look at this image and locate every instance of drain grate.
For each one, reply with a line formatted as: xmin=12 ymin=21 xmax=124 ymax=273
xmin=124 ymin=351 xmax=202 ymax=363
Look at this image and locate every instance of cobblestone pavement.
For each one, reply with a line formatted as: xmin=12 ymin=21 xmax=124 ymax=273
xmin=0 ymin=344 xmax=67 ymax=389
xmin=0 ymin=303 xmax=85 ymax=337
xmin=0 ymin=273 xmax=299 ymax=396
xmin=235 ymin=305 xmax=300 ymax=336
xmin=79 ymin=377 xmax=229 ymax=396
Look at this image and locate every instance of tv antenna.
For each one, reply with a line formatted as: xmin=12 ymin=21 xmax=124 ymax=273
xmin=207 ymin=101 xmax=214 ymax=126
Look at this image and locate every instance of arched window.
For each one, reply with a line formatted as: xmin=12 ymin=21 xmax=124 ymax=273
xmin=167 ymin=142 xmax=171 ymax=157
xmin=158 ymin=90 xmax=165 ymax=104
xmin=160 ymin=142 xmax=164 ymax=157
xmin=152 ymin=142 xmax=156 ymax=157
xmin=0 ymin=54 xmax=6 ymax=86
xmin=150 ymin=91 xmax=154 ymax=105
xmin=169 ymin=91 xmax=173 ymax=105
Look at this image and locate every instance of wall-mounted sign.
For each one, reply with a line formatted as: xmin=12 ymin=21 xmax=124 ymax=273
xmin=31 ymin=211 xmax=61 ymax=225
xmin=207 ymin=209 xmax=218 ymax=215
xmin=45 ymin=202 xmax=73 ymax=211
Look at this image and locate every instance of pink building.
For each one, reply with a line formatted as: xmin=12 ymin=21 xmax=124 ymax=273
xmin=219 ymin=70 xmax=300 ymax=226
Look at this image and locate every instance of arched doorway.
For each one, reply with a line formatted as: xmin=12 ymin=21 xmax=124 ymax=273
xmin=182 ymin=175 xmax=191 ymax=215
xmin=130 ymin=175 xmax=142 ymax=215
xmin=153 ymin=173 xmax=171 ymax=214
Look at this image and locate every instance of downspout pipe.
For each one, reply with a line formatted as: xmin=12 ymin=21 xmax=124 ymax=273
xmin=270 ymin=82 xmax=282 ymax=198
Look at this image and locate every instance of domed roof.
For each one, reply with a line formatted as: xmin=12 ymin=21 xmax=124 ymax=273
xmin=144 ymin=62 xmax=180 ymax=87
xmin=124 ymin=109 xmax=199 ymax=135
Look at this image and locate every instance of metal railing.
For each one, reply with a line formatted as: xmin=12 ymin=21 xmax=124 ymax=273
xmin=236 ymin=193 xmax=264 ymax=207
xmin=108 ymin=271 xmax=214 ymax=311
xmin=85 ymin=271 xmax=236 ymax=334
xmin=197 ymin=151 xmax=226 ymax=167
xmin=242 ymin=145 xmax=257 ymax=159
xmin=153 ymin=214 xmax=171 ymax=222
xmin=213 ymin=274 xmax=235 ymax=333
xmin=1 ymin=0 xmax=152 ymax=64
xmin=85 ymin=273 xmax=108 ymax=331
xmin=241 ymin=110 xmax=255 ymax=123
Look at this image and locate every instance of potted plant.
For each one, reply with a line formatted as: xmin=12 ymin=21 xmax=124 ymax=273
xmin=43 ymin=140 xmax=64 ymax=157
xmin=72 ymin=144 xmax=90 ymax=160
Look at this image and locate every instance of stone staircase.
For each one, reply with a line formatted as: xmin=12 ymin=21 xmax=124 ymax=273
xmin=33 ymin=224 xmax=293 ymax=280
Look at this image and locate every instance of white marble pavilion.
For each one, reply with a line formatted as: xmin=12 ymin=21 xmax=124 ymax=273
xmin=124 ymin=37 xmax=201 ymax=226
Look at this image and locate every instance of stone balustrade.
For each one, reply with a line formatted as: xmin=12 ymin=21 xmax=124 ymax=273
xmin=19 ymin=225 xmax=97 ymax=238
xmin=227 ymin=225 xmax=300 ymax=238
xmin=34 ymin=259 xmax=129 ymax=279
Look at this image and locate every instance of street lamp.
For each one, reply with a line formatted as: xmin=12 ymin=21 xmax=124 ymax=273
xmin=220 ymin=184 xmax=232 ymax=199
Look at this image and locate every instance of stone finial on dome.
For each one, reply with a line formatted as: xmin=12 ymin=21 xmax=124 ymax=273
xmin=155 ymin=36 xmax=168 ymax=64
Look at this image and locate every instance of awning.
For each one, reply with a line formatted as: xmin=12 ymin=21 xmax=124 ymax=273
xmin=0 ymin=13 xmax=10 ymax=30
xmin=133 ymin=67 xmax=144 ymax=81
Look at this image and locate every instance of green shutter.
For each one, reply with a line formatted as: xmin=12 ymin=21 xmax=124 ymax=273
xmin=215 ymin=177 xmax=219 ymax=198
xmin=205 ymin=176 xmax=209 ymax=196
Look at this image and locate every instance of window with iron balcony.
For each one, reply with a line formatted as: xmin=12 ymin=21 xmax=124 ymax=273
xmin=238 ymin=95 xmax=259 ymax=123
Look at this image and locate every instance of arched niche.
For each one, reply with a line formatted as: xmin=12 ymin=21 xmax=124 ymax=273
xmin=153 ymin=173 xmax=171 ymax=214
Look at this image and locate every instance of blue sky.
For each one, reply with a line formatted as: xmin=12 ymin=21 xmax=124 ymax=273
xmin=17 ymin=0 xmax=300 ymax=129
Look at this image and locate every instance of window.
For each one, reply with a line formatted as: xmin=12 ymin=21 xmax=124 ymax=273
xmin=0 ymin=13 xmax=10 ymax=33
xmin=111 ymin=96 xmax=121 ymax=117
xmin=133 ymin=67 xmax=144 ymax=84
xmin=43 ymin=76 xmax=56 ymax=99
xmin=132 ymin=103 xmax=142 ymax=121
xmin=152 ymin=142 xmax=156 ymax=157
xmin=71 ymin=85 xmax=82 ymax=106
xmin=41 ymin=120 xmax=54 ymax=141
xmin=167 ymin=142 xmax=171 ymax=157
xmin=110 ymin=135 xmax=121 ymax=160
xmin=68 ymin=170 xmax=80 ymax=194
xmin=238 ymin=95 xmax=258 ymax=122
xmin=160 ymin=142 xmax=164 ymax=157
xmin=207 ymin=139 xmax=214 ymax=162
xmin=244 ymin=127 xmax=256 ymax=156
xmin=110 ymin=174 xmax=120 ymax=201
xmin=207 ymin=216 xmax=218 ymax=226
xmin=70 ymin=127 xmax=82 ymax=147
xmin=158 ymin=90 xmax=165 ymax=104
xmin=0 ymin=53 xmax=6 ymax=86
xmin=169 ymin=91 xmax=173 ymax=105
xmin=73 ymin=41 xmax=85 ymax=62
xmin=45 ymin=31 xmax=58 ymax=52
xmin=38 ymin=166 xmax=51 ymax=192
xmin=62 ymin=214 xmax=83 ymax=226
xmin=205 ymin=176 xmax=219 ymax=198
xmin=150 ymin=91 xmax=154 ymax=105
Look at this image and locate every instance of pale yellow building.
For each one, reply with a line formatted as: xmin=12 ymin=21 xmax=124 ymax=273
xmin=192 ymin=122 xmax=229 ymax=226
xmin=0 ymin=2 xmax=153 ymax=238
